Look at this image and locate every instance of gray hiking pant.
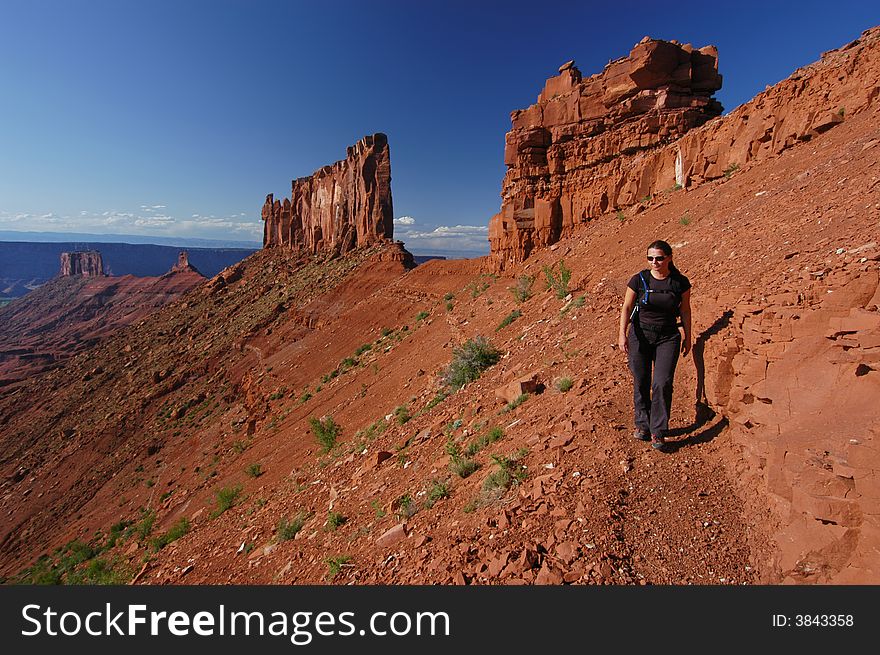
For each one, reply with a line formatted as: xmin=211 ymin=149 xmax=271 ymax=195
xmin=627 ymin=322 xmax=681 ymax=437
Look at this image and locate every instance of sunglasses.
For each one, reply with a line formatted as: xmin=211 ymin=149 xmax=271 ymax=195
xmin=647 ymin=255 xmax=667 ymax=262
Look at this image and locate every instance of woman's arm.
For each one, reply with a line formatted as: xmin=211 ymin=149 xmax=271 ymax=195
xmin=679 ymin=288 xmax=692 ymax=357
xmin=618 ymin=287 xmax=637 ymax=355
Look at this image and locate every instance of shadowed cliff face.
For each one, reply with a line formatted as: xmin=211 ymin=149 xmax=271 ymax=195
xmin=489 ymin=28 xmax=880 ymax=272
xmin=261 ymin=133 xmax=394 ymax=256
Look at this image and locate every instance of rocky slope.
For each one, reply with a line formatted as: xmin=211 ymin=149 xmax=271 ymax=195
xmin=1 ymin=29 xmax=878 ymax=586
xmin=0 ymin=262 xmax=205 ymax=387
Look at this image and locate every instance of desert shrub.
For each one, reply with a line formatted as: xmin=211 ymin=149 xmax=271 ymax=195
xmin=149 ymin=517 xmax=190 ymax=552
xmin=442 ymin=336 xmax=501 ymax=389
xmin=277 ymin=511 xmax=309 ymax=541
xmin=510 ymin=275 xmax=534 ymax=303
xmin=395 ymin=494 xmax=419 ymax=519
xmin=309 ymin=416 xmax=340 ymax=454
xmin=415 ymin=310 xmax=430 ymax=321
xmin=723 ymin=163 xmax=739 ymax=179
xmin=556 ymin=377 xmax=573 ymax=392
xmin=446 ymin=440 xmax=479 ymax=478
xmin=496 ymin=309 xmax=522 ymax=331
xmin=394 ymin=405 xmax=411 ymax=425
xmin=325 ymin=555 xmax=351 ymax=581
xmin=465 ymin=425 xmax=504 ymax=457
xmin=326 ymin=511 xmax=347 ymax=531
xmin=424 ymin=480 xmax=450 ymax=508
xmin=501 ymin=393 xmax=530 ymax=414
xmin=245 ymin=463 xmax=263 ymax=478
xmin=211 ymin=484 xmax=243 ymax=518
xmin=444 ymin=292 xmax=454 ymax=301
xmin=543 ymin=261 xmax=571 ymax=299
xmin=354 ymin=343 xmax=372 ymax=356
xmin=482 ymin=451 xmax=529 ymax=496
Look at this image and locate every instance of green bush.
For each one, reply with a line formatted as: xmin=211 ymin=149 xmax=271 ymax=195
xmin=510 ymin=275 xmax=534 ymax=303
xmin=482 ymin=452 xmax=529 ymax=496
xmin=501 ymin=393 xmax=530 ymax=414
xmin=354 ymin=343 xmax=372 ymax=356
xmin=442 ymin=336 xmax=501 ymax=389
xmin=543 ymin=261 xmax=571 ymax=299
xmin=556 ymin=377 xmax=573 ymax=392
xmin=446 ymin=440 xmax=479 ymax=478
xmin=496 ymin=309 xmax=521 ymax=331
xmin=245 ymin=463 xmax=263 ymax=478
xmin=424 ymin=480 xmax=450 ymax=508
xmin=325 ymin=555 xmax=351 ymax=581
xmin=326 ymin=511 xmax=347 ymax=531
xmin=443 ymin=292 xmax=454 ymax=301
xmin=465 ymin=425 xmax=504 ymax=457
xmin=309 ymin=416 xmax=340 ymax=454
xmin=211 ymin=484 xmax=243 ymax=518
xmin=395 ymin=494 xmax=419 ymax=519
xmin=277 ymin=512 xmax=309 ymax=541
xmin=149 ymin=517 xmax=190 ymax=552
xmin=134 ymin=509 xmax=156 ymax=542
xmin=394 ymin=405 xmax=411 ymax=425
xmin=415 ymin=310 xmax=430 ymax=322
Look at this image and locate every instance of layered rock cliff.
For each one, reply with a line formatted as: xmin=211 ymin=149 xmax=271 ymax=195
xmin=59 ymin=251 xmax=105 ymax=277
xmin=489 ymin=27 xmax=880 ymax=270
xmin=262 ymin=133 xmax=394 ymax=256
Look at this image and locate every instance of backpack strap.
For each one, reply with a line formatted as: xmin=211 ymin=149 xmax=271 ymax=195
xmin=637 ymin=270 xmax=653 ymax=306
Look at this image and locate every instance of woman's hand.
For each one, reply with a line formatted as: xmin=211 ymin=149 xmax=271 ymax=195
xmin=618 ymin=333 xmax=629 ymax=355
xmin=680 ymin=338 xmax=691 ymax=357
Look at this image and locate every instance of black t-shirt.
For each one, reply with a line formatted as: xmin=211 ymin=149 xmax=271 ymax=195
xmin=627 ymin=269 xmax=691 ymax=327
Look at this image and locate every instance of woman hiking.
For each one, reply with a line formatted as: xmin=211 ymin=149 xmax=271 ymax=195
xmin=618 ymin=240 xmax=692 ymax=451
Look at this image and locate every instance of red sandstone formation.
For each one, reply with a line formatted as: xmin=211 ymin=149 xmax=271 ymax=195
xmin=489 ymin=28 xmax=880 ymax=270
xmin=262 ymin=133 xmax=394 ymax=256
xmin=169 ymin=250 xmax=201 ymax=275
xmin=59 ymin=251 xmax=105 ymax=277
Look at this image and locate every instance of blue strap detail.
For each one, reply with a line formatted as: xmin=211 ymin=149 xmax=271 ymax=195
xmin=638 ymin=271 xmax=653 ymax=305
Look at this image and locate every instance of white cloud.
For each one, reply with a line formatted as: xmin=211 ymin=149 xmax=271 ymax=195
xmin=0 ymin=206 xmax=262 ymax=241
xmin=394 ymin=215 xmax=416 ymax=225
xmin=394 ymin=223 xmax=489 ymax=255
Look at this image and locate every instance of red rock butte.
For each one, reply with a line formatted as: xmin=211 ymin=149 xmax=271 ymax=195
xmin=169 ymin=250 xmax=201 ymax=275
xmin=262 ymin=133 xmax=394 ymax=256
xmin=59 ymin=251 xmax=105 ymax=277
xmin=488 ymin=32 xmax=876 ymax=270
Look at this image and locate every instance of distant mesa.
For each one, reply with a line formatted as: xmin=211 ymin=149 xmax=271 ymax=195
xmin=262 ymin=133 xmax=394 ymax=256
xmin=168 ymin=250 xmax=202 ymax=276
xmin=59 ymin=250 xmax=106 ymax=277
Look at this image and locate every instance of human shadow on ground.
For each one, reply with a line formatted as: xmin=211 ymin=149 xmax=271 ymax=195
xmin=691 ymin=309 xmax=734 ymax=406
xmin=662 ymin=309 xmax=735 ymax=451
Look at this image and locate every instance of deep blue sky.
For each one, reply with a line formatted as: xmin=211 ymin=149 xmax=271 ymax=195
xmin=1 ymin=1 xmax=877 ymax=254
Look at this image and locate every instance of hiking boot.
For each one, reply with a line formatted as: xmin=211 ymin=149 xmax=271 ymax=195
xmin=633 ymin=429 xmax=651 ymax=441
xmin=650 ymin=434 xmax=667 ymax=451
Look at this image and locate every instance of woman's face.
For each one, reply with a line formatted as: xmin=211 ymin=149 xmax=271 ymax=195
xmin=647 ymin=247 xmax=671 ymax=275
